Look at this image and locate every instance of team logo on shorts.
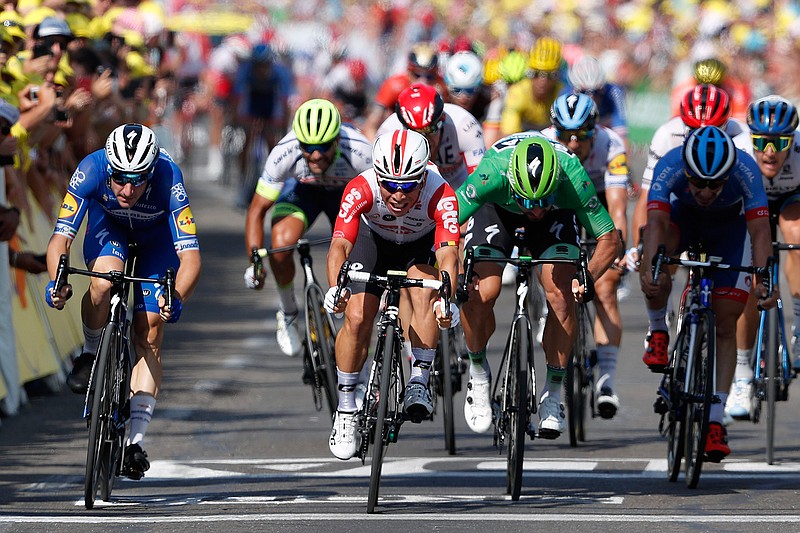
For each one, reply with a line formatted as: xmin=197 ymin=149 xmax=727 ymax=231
xmin=608 ymin=154 xmax=629 ymax=175
xmin=58 ymin=192 xmax=82 ymax=221
xmin=173 ymin=207 xmax=196 ymax=236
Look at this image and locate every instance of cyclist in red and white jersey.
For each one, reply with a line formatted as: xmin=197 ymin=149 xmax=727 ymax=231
xmin=324 ymin=130 xmax=460 ymax=460
xmin=377 ymin=82 xmax=486 ymax=189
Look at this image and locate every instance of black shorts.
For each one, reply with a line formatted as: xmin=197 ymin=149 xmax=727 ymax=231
xmin=347 ymin=224 xmax=437 ymax=297
xmin=463 ymin=204 xmax=581 ymax=260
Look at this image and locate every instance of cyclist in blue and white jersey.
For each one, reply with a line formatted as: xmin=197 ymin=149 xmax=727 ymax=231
xmin=728 ymin=96 xmax=800 ymax=419
xmin=543 ymin=93 xmax=629 ymax=419
xmin=244 ymin=99 xmax=372 ymax=357
xmin=45 ymin=124 xmax=202 ymax=480
xmin=640 ymin=126 xmax=775 ymax=462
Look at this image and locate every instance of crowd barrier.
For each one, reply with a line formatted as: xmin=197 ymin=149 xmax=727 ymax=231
xmin=0 ymin=174 xmax=86 ymax=418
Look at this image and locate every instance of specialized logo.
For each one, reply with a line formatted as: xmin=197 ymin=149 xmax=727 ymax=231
xmin=58 ymin=192 xmax=82 ymax=221
xmin=173 ymin=206 xmax=196 ymax=236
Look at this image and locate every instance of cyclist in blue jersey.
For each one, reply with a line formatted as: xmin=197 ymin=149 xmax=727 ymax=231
xmin=640 ymin=126 xmax=775 ymax=462
xmin=45 ymin=124 xmax=202 ymax=480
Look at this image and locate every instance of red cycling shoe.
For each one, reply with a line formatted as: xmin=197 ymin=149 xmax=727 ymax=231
xmin=643 ymin=330 xmax=669 ymax=372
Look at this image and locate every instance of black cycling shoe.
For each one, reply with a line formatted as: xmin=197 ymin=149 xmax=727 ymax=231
xmin=121 ymin=443 xmax=150 ymax=480
xmin=66 ymin=352 xmax=95 ymax=394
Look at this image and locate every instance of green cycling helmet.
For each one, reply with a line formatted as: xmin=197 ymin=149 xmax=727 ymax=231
xmin=508 ymin=137 xmax=560 ymax=200
xmin=498 ymin=50 xmax=529 ymax=84
xmin=292 ymin=99 xmax=341 ymax=144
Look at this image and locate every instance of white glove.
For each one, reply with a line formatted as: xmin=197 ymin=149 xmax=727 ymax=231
xmin=433 ymin=299 xmax=460 ymax=329
xmin=625 ymin=247 xmax=640 ymax=273
xmin=324 ymin=286 xmax=347 ymax=317
xmin=244 ymin=264 xmax=262 ymax=289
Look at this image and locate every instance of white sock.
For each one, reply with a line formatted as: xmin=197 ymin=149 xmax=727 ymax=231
xmin=336 ymin=369 xmax=359 ymax=412
xmin=82 ymin=324 xmax=103 ymax=355
xmin=277 ymin=283 xmax=298 ymax=316
xmin=595 ymin=345 xmax=618 ymax=390
xmin=735 ymin=348 xmax=754 ymax=381
xmin=647 ymin=307 xmax=668 ymax=332
xmin=127 ymin=393 xmax=157 ymax=446
xmin=709 ymin=391 xmax=727 ymax=424
xmin=409 ymin=347 xmax=435 ymax=386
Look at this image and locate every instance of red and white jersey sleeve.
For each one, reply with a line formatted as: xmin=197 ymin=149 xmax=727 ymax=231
xmin=332 ymin=167 xmax=460 ymax=247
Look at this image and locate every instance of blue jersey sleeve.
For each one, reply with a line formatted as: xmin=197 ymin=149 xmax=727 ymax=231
xmin=53 ymin=151 xmax=107 ymax=240
xmin=164 ymin=160 xmax=200 ymax=253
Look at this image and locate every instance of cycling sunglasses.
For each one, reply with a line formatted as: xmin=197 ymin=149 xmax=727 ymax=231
xmin=378 ymin=175 xmax=425 ymax=194
xmin=110 ymin=168 xmax=152 ymax=187
xmin=556 ymin=128 xmax=595 ymax=142
xmin=450 ymin=87 xmax=478 ymax=97
xmin=687 ymin=175 xmax=728 ymax=190
xmin=751 ymin=134 xmax=793 ymax=153
xmin=529 ymin=69 xmax=560 ymax=80
xmin=512 ymin=190 xmax=556 ymax=210
xmin=411 ymin=69 xmax=436 ymax=81
xmin=413 ymin=118 xmax=443 ymax=135
xmin=299 ymin=140 xmax=335 ymax=153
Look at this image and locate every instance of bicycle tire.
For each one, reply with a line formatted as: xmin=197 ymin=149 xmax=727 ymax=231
xmin=367 ymin=325 xmax=397 ymax=514
xmin=507 ymin=316 xmax=529 ymax=501
xmin=439 ymin=328 xmax=456 ymax=455
xmin=305 ymin=284 xmax=338 ymax=416
xmin=566 ymin=302 xmax=589 ymax=447
xmin=84 ymin=325 xmax=117 ymax=509
xmin=685 ymin=309 xmax=715 ymax=489
xmin=765 ymin=305 xmax=779 ymax=465
xmin=667 ymin=330 xmax=688 ymax=483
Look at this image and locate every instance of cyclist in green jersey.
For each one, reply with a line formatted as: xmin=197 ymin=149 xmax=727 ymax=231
xmin=456 ymin=133 xmax=621 ymax=438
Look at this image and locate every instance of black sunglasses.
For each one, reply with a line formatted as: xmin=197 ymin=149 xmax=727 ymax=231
xmin=687 ymin=175 xmax=727 ymax=190
xmin=556 ymin=129 xmax=594 ymax=142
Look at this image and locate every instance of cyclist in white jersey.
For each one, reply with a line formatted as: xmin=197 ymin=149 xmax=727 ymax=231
xmin=324 ymin=130 xmax=460 ymax=460
xmin=244 ymin=99 xmax=372 ymax=357
xmin=376 ymin=82 xmax=486 ymax=189
xmin=629 ymin=84 xmax=748 ymax=269
xmin=726 ymin=95 xmax=800 ymax=420
xmin=543 ymin=93 xmax=629 ymax=418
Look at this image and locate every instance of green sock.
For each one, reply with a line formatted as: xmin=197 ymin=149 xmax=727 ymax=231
xmin=468 ymin=349 xmax=490 ymax=382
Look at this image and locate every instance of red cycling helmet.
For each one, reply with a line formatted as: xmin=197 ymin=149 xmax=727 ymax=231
xmin=395 ymin=82 xmax=445 ymax=132
xmin=680 ymin=84 xmax=731 ymax=128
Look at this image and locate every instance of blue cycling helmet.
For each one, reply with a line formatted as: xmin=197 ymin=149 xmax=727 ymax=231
xmin=747 ymin=95 xmax=799 ymax=135
xmin=682 ymin=125 xmax=737 ymax=181
xmin=550 ymin=93 xmax=598 ymax=131
xmin=251 ymin=43 xmax=272 ymax=63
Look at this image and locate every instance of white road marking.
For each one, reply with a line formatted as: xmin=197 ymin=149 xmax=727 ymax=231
xmin=8 ymin=513 xmax=800 ymax=524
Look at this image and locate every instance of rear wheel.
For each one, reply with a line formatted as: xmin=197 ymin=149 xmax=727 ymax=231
xmin=367 ymin=326 xmax=398 ymax=514
xmin=685 ymin=310 xmax=715 ymax=488
xmin=84 ymin=326 xmax=117 ymax=509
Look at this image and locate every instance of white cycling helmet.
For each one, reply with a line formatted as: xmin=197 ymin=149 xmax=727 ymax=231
xmin=105 ymin=123 xmax=160 ymax=176
xmin=567 ymin=55 xmax=605 ymax=92
xmin=372 ymin=130 xmax=430 ymax=180
xmin=444 ymin=51 xmax=483 ymax=91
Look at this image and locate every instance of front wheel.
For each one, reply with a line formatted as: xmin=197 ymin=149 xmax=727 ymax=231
xmin=438 ymin=328 xmax=456 ymax=455
xmin=84 ymin=325 xmax=118 ymax=509
xmin=305 ymin=284 xmax=338 ymax=416
xmin=506 ymin=316 xmax=530 ymax=501
xmin=685 ymin=310 xmax=715 ymax=489
xmin=367 ymin=325 xmax=398 ymax=514
xmin=667 ymin=330 xmax=688 ymax=483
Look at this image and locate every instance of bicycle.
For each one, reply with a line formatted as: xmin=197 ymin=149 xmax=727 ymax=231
xmin=251 ymin=238 xmax=338 ymax=416
xmin=333 ymin=262 xmax=450 ymax=514
xmin=651 ymin=244 xmax=769 ymax=488
xmin=460 ymin=245 xmax=587 ymax=501
xmin=52 ymin=250 xmax=175 ymax=509
xmin=431 ymin=322 xmax=467 ymax=455
xmin=752 ymin=241 xmax=798 ymax=464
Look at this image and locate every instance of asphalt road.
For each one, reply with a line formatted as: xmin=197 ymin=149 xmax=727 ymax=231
xmin=1 ymin=159 xmax=800 ymax=532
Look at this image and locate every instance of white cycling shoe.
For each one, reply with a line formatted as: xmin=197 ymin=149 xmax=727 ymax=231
xmin=464 ymin=379 xmax=492 ymax=433
xmin=276 ymin=310 xmax=303 ymax=357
